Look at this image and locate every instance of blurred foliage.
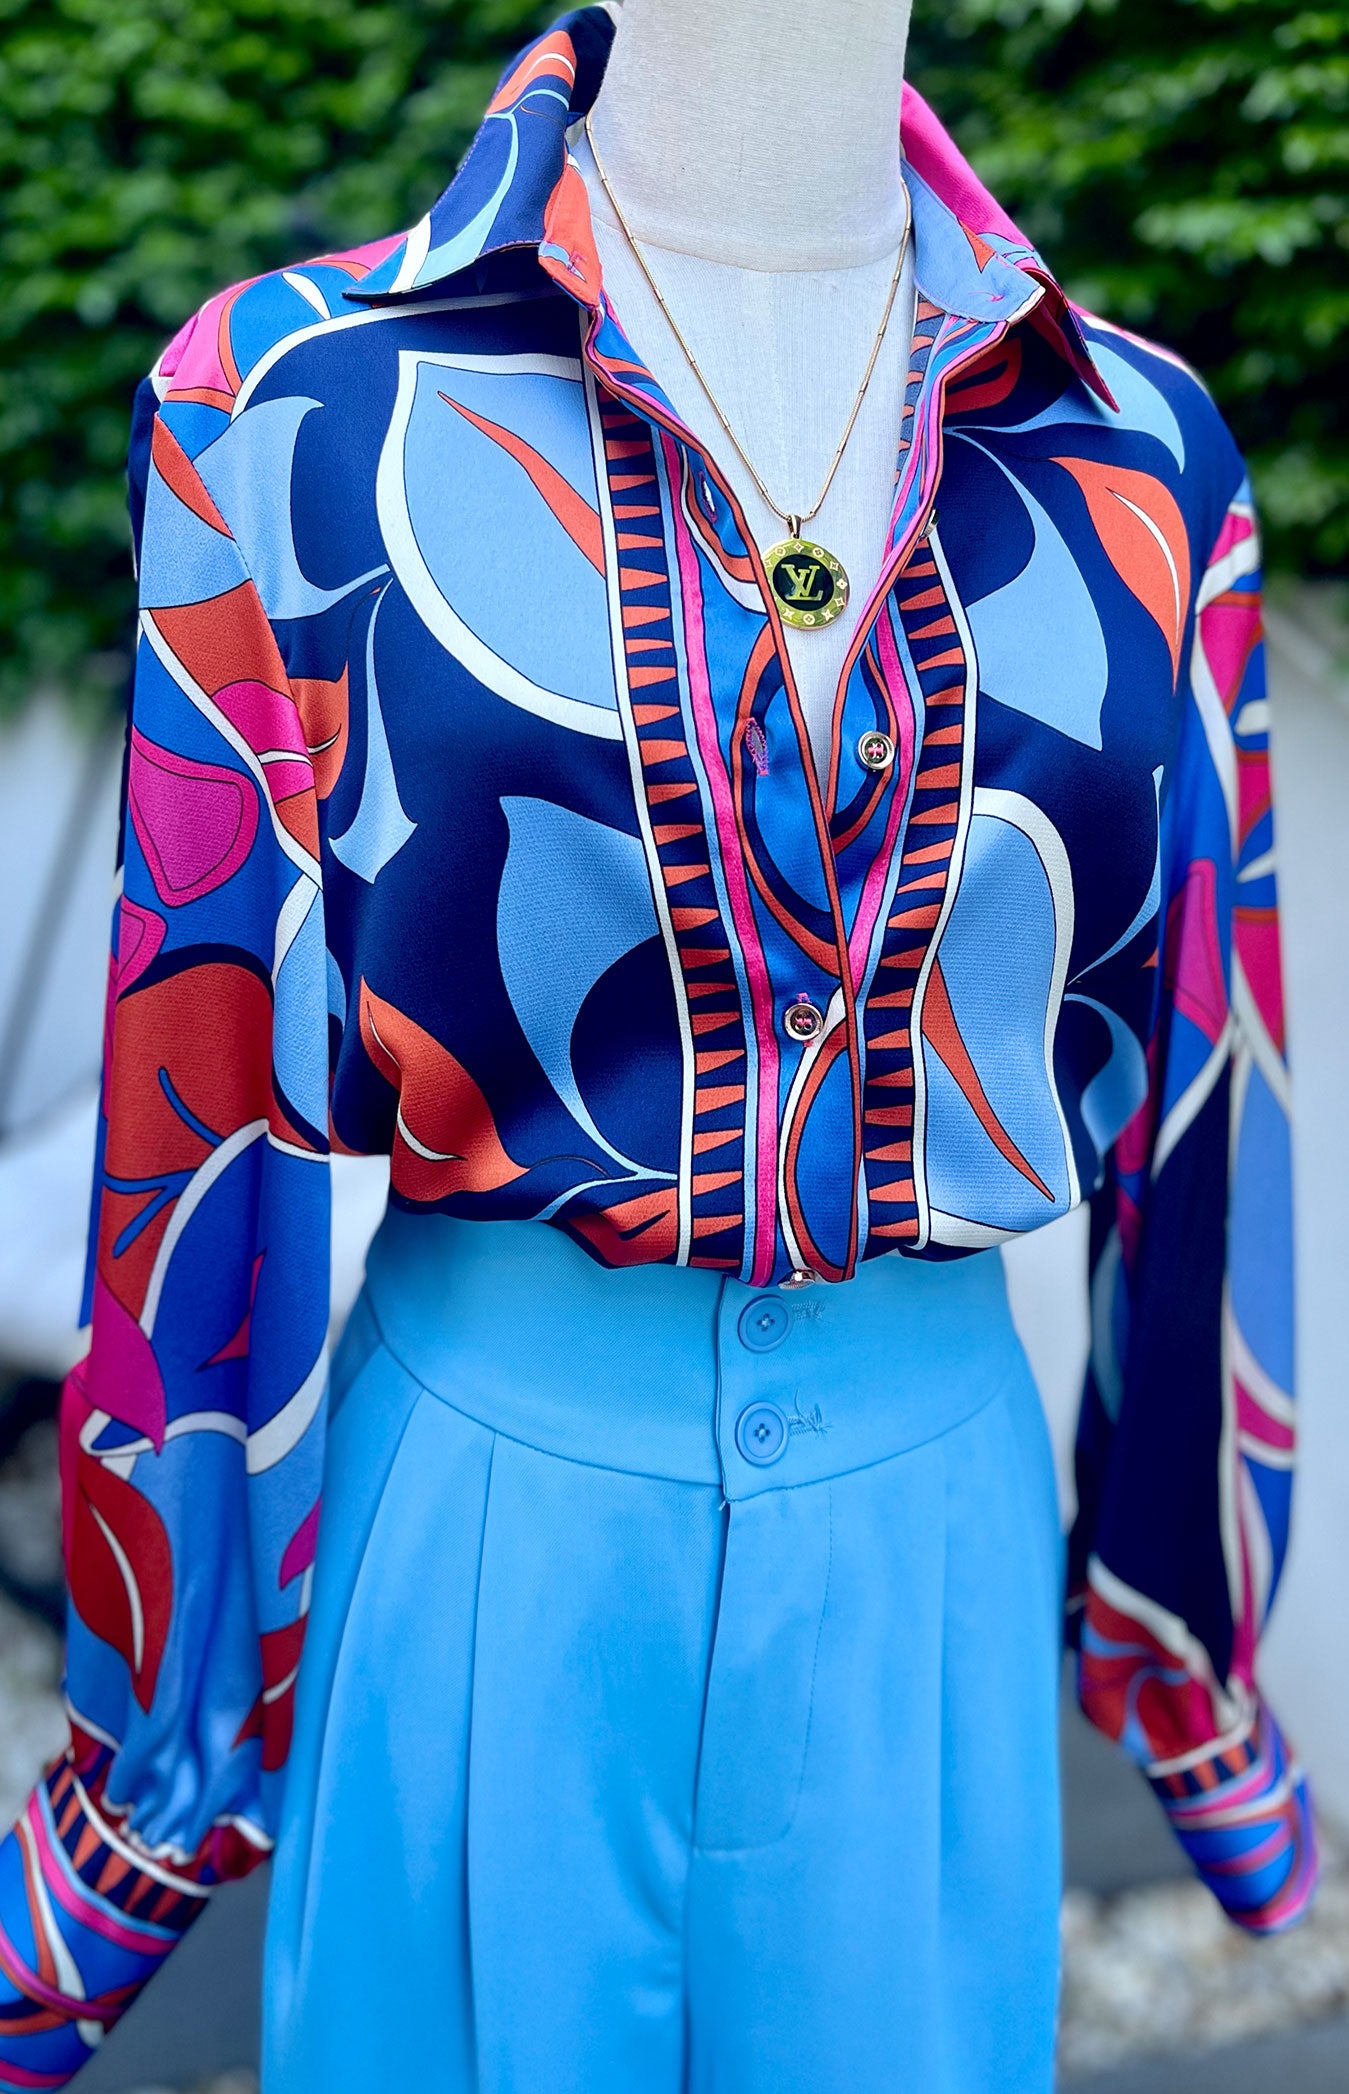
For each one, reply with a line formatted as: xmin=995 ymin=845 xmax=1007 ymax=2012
xmin=910 ymin=0 xmax=1349 ymax=576
xmin=0 ymin=0 xmax=1345 ymax=715
xmin=0 ymin=0 xmax=548 ymax=715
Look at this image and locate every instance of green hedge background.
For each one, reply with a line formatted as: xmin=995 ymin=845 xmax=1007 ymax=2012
xmin=1 ymin=0 xmax=1345 ymax=715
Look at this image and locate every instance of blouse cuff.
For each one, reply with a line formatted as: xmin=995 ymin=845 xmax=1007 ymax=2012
xmin=1147 ymin=1700 xmax=1319 ymax=1933
xmin=0 ymin=1734 xmax=266 ymax=2087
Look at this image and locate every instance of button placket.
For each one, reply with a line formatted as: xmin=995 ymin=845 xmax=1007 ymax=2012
xmin=719 ymin=1278 xmax=793 ymax=1493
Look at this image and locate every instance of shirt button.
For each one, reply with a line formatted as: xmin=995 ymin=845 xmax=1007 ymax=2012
xmin=735 ymin=1401 xmax=788 ymax=1467
xmin=783 ymin=997 xmax=824 ymax=1044
xmin=737 ymin=1296 xmax=791 ymax=1352
xmin=857 ymin=729 xmax=895 ymax=772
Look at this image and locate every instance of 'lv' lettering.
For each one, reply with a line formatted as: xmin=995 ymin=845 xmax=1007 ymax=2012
xmin=782 ymin=561 xmax=825 ymax=603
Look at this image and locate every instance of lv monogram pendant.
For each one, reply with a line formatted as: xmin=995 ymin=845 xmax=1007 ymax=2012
xmin=764 ymin=536 xmax=850 ymax=630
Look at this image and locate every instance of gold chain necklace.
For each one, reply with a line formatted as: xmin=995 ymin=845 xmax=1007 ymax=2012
xmin=583 ymin=114 xmax=912 ymax=632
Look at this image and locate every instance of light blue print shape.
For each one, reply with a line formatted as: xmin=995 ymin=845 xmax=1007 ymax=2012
xmin=927 ymin=808 xmax=1072 ymax=1227
xmin=956 ymin=436 xmax=1110 ymax=750
xmin=1067 ymin=994 xmax=1149 ymax=1158
xmin=273 ymin=875 xmax=329 ymax=1136
xmin=331 ymin=587 xmax=416 ymax=884
xmin=139 ymin=461 xmax=247 ymax=610
xmin=497 ymin=795 xmax=669 ymax=1180
xmin=924 ymin=1054 xmax=1057 ymax=1234
xmin=1228 ymin=1060 xmax=1295 ymax=1396
xmin=392 ymin=357 xmax=618 ymax=735
xmin=195 ymin=396 xmax=388 ymax=622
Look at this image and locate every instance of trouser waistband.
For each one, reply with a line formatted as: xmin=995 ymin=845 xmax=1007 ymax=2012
xmin=355 ymin=1211 xmax=1030 ymax=1501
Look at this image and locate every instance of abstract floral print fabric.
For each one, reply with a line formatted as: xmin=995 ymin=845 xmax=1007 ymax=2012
xmin=0 ymin=9 xmax=1313 ymax=2083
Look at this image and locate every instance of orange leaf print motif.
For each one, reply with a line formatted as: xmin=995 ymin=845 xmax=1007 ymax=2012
xmin=292 ymin=667 xmax=349 ymax=801
xmin=921 ymin=959 xmax=1055 ymax=1202
xmin=439 ymin=395 xmax=605 ymax=575
xmin=1053 ymin=457 xmax=1192 ymax=683
xmin=359 ymin=980 xmax=526 ymax=1202
xmin=567 ymin=1187 xmax=679 ymax=1266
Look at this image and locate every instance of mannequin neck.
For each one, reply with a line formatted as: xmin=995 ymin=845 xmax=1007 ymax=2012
xmin=588 ymin=0 xmax=913 ymax=272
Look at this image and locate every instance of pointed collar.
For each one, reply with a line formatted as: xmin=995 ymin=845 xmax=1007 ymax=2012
xmin=345 ymin=5 xmax=1113 ymax=408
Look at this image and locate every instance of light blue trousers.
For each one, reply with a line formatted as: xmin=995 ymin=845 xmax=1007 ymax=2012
xmin=263 ymin=1214 xmax=1063 ymax=2092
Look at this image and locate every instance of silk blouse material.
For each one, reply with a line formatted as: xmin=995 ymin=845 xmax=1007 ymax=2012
xmin=0 ymin=9 xmax=1314 ymax=2080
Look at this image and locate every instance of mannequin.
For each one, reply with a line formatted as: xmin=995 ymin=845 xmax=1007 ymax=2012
xmin=579 ymin=0 xmax=918 ymax=774
xmin=0 ymin=3 xmax=1302 ymax=2086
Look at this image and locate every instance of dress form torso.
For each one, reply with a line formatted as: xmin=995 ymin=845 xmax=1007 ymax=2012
xmin=582 ymin=0 xmax=917 ymax=778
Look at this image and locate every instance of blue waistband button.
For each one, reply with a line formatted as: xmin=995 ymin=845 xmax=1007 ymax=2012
xmin=735 ymin=1402 xmax=789 ymax=1467
xmin=737 ymin=1296 xmax=791 ymax=1352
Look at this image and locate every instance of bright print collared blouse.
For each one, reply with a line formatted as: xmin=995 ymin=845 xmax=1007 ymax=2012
xmin=0 ymin=10 xmax=1316 ymax=2080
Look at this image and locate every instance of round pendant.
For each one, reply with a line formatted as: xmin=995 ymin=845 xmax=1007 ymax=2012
xmin=764 ymin=537 xmax=850 ymax=631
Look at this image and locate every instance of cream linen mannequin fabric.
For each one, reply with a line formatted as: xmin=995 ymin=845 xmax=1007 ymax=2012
xmin=574 ymin=129 xmax=918 ymax=782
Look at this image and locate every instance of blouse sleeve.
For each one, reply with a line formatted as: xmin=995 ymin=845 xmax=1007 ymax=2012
xmin=1070 ymin=480 xmax=1316 ymax=1932
xmin=0 ymin=363 xmax=331 ymax=2082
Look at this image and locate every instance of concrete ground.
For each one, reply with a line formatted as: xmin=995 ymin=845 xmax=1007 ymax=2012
xmin=1069 ymin=2014 xmax=1349 ymax=2093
